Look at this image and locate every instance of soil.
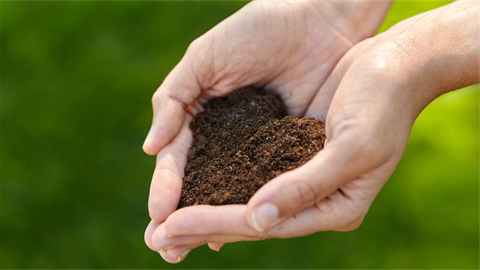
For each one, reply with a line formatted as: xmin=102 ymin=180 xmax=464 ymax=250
xmin=178 ymin=87 xmax=326 ymax=208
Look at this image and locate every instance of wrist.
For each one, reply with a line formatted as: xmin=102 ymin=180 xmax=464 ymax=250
xmin=404 ymin=1 xmax=479 ymax=105
xmin=262 ymin=0 xmax=392 ymax=44
xmin=317 ymin=0 xmax=394 ymax=43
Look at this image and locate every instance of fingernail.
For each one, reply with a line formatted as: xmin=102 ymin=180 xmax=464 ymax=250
xmin=210 ymin=244 xmax=222 ymax=252
xmin=159 ymin=246 xmax=175 ymax=253
xmin=251 ymin=202 xmax=279 ymax=232
xmin=177 ymin=250 xmax=190 ymax=262
xmin=143 ymin=125 xmax=154 ymax=148
xmin=166 ymin=234 xmax=172 ymax=238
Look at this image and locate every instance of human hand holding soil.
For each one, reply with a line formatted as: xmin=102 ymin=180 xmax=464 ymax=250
xmin=142 ymin=0 xmax=391 ymax=262
xmin=143 ymin=0 xmax=479 ymax=263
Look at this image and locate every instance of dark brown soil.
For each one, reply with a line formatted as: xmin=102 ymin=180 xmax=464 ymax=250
xmin=178 ymin=87 xmax=326 ymax=208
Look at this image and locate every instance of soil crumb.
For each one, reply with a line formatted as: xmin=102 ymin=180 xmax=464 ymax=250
xmin=178 ymin=87 xmax=326 ymax=208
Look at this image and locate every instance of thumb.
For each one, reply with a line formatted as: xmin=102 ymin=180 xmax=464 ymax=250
xmin=142 ymin=59 xmax=203 ymax=156
xmin=246 ymin=132 xmax=379 ymax=232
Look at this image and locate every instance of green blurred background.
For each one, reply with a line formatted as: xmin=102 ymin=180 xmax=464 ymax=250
xmin=1 ymin=0 xmax=478 ymax=268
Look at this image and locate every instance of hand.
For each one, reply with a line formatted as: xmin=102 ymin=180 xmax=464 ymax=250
xmin=145 ymin=0 xmax=479 ymax=263
xmin=143 ymin=0 xmax=394 ymax=263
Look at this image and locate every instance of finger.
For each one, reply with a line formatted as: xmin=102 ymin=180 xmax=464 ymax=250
xmin=143 ymin=58 xmax=202 ymax=155
xmin=148 ymin=116 xmax=192 ymax=222
xmin=163 ymin=196 xmax=367 ymax=241
xmin=159 ymin=245 xmax=197 ymax=264
xmin=208 ymin=242 xmax=224 ymax=251
xmin=153 ymin=220 xmax=260 ymax=249
xmin=165 ymin=205 xmax=259 ymax=236
xmin=304 ymin=38 xmax=374 ymax=120
xmin=159 ymin=234 xmax=258 ymax=249
xmin=145 ymin=220 xmax=161 ymax=251
xmin=245 ymin=133 xmax=382 ymax=232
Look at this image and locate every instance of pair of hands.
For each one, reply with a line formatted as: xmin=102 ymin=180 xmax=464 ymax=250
xmin=142 ymin=0 xmax=479 ymax=263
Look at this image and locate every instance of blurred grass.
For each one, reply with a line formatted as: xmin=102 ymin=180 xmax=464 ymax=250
xmin=1 ymin=0 xmax=478 ymax=269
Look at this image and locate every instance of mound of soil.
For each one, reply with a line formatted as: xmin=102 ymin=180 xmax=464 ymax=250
xmin=178 ymin=87 xmax=326 ymax=208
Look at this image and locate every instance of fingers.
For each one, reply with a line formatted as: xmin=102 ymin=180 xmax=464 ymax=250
xmin=148 ymin=116 xmax=193 ymax=222
xmin=145 ymin=220 xmax=161 ymax=251
xmin=159 ymin=245 xmax=197 ymax=264
xmin=151 ymin=193 xmax=367 ymax=247
xmin=145 ymin=221 xmax=223 ymax=264
xmin=150 ymin=221 xmax=256 ymax=263
xmin=154 ymin=220 xmax=260 ymax=249
xmin=145 ymin=189 xmax=375 ymax=264
xmin=304 ymin=38 xmax=374 ymax=120
xmin=143 ymin=59 xmax=203 ymax=156
xmin=245 ymin=134 xmax=380 ymax=232
xmin=164 ymin=205 xmax=259 ymax=236
xmin=244 ymin=39 xmax=392 ymax=233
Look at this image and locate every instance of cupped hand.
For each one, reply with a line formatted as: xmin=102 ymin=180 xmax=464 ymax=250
xmin=145 ymin=0 xmax=480 ymax=263
xmin=142 ymin=0 xmax=394 ymax=263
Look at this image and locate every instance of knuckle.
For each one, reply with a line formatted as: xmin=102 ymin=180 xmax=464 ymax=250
xmin=186 ymin=37 xmax=202 ymax=54
xmin=261 ymin=231 xmax=275 ymax=240
xmin=151 ymin=90 xmax=162 ymax=105
xmin=336 ymin=217 xmax=364 ymax=232
xmin=262 ymin=223 xmax=287 ymax=239
xmin=291 ymin=181 xmax=320 ymax=210
xmin=144 ymin=234 xmax=155 ymax=251
xmin=148 ymin=199 xmax=164 ymax=222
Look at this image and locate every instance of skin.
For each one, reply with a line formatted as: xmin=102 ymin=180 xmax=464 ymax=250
xmin=142 ymin=0 xmax=479 ymax=263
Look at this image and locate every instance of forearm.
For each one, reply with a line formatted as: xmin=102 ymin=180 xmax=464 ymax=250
xmin=400 ymin=1 xmax=479 ymax=109
xmin=360 ymin=0 xmax=480 ymax=120
xmin=417 ymin=1 xmax=478 ymax=89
